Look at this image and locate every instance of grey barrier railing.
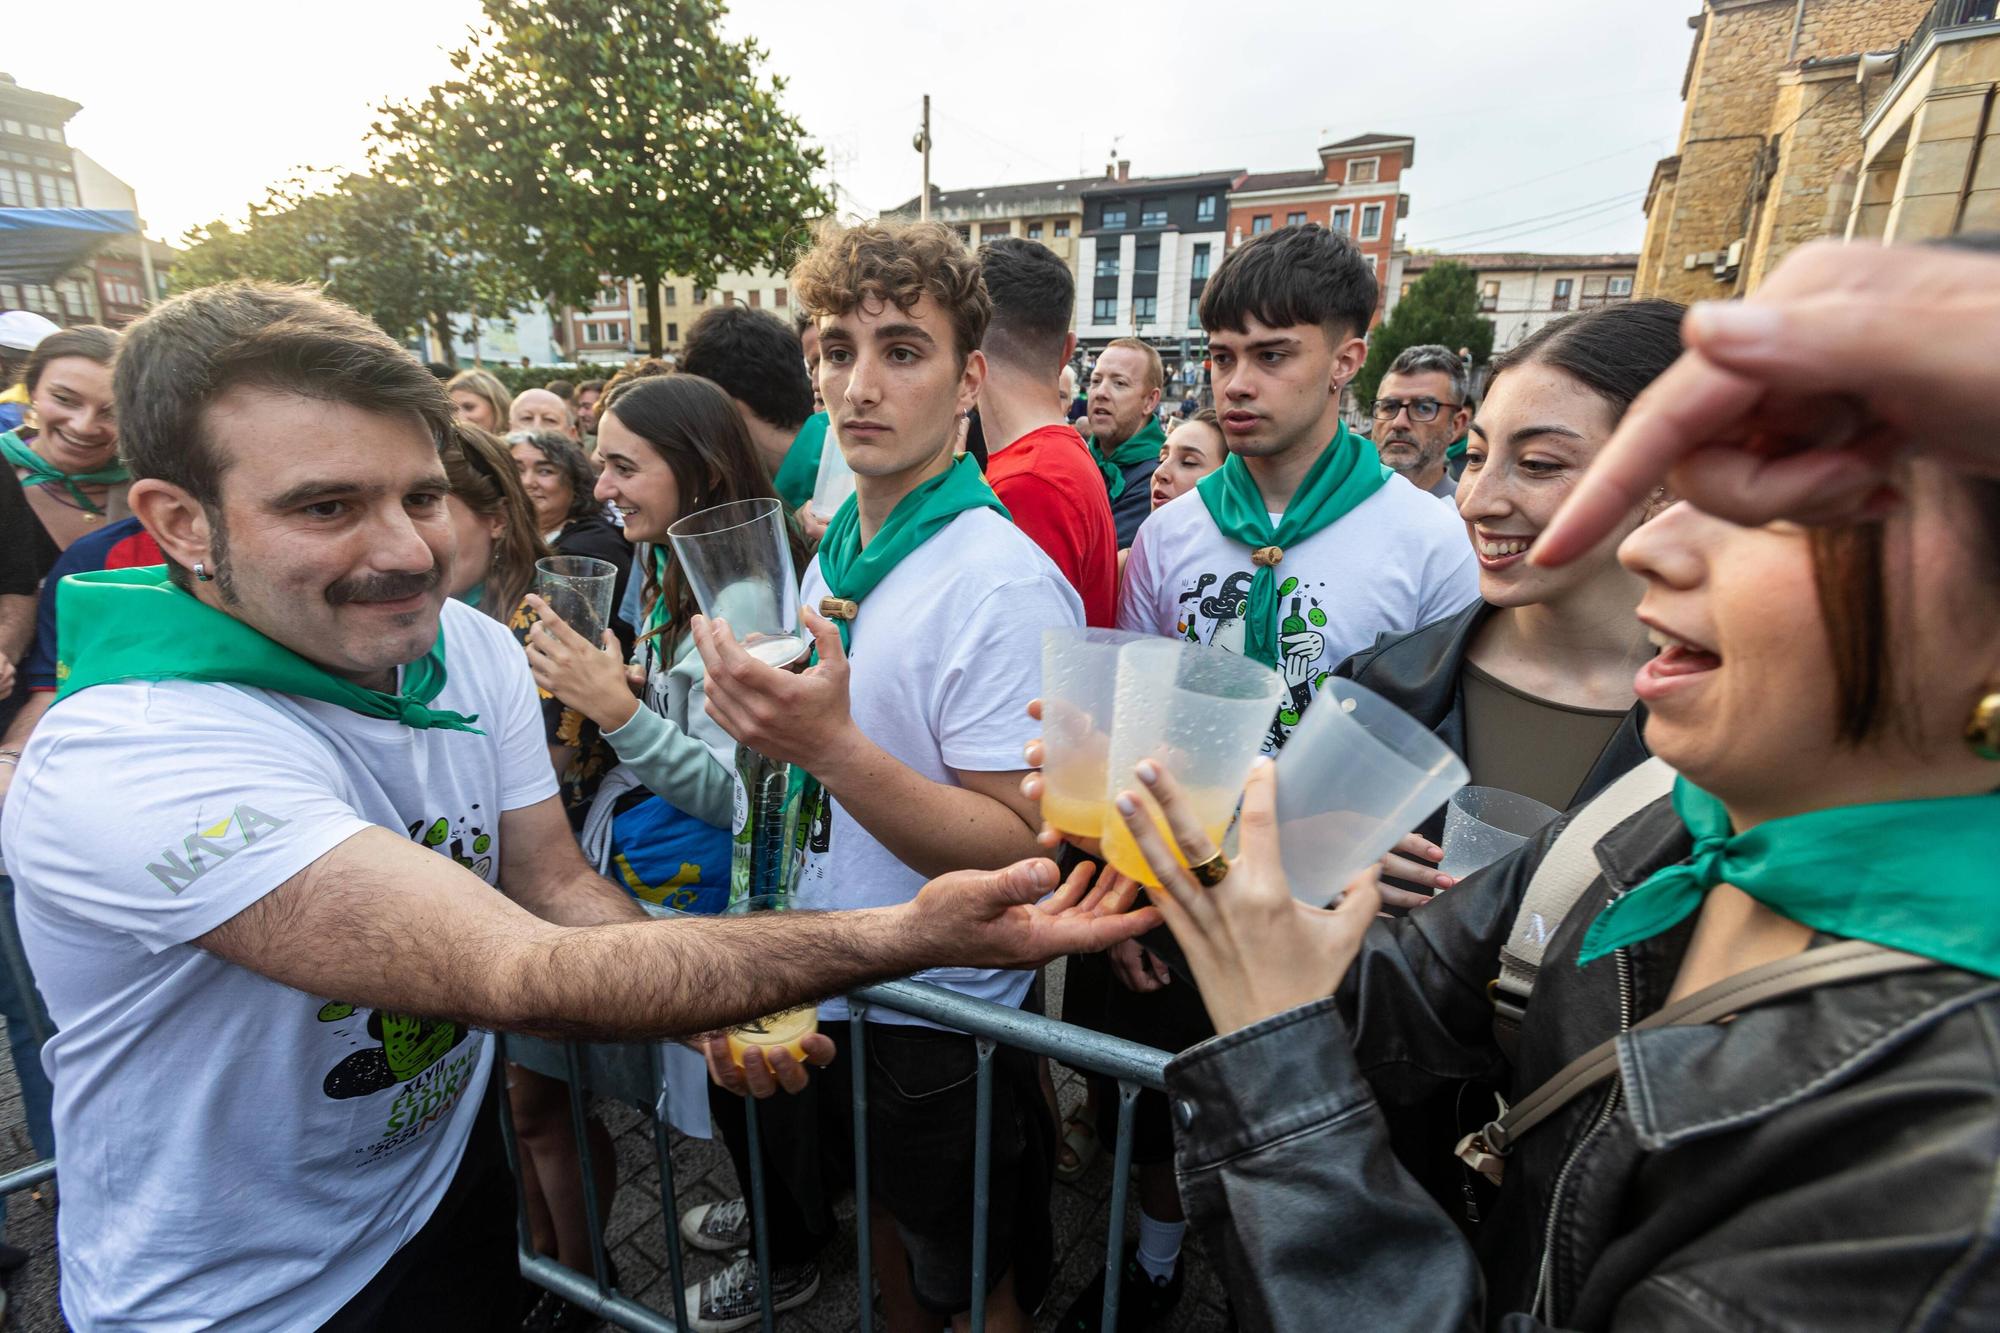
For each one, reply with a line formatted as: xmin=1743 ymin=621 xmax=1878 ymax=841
xmin=497 ymin=976 xmax=1175 ymax=1333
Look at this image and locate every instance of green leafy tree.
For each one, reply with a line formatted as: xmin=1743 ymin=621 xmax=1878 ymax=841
xmin=175 ymin=171 xmax=533 ymax=365
xmin=375 ymin=0 xmax=830 ymax=356
xmin=1354 ymin=260 xmax=1494 ymax=408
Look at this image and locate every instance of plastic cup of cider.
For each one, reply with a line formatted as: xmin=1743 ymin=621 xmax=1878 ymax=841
xmin=1039 ymin=628 xmax=1148 ymax=840
xmin=1100 ymin=638 xmax=1284 ymax=889
xmin=722 ymin=894 xmax=819 ymax=1069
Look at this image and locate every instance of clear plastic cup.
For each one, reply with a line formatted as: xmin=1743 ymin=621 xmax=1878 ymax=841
xmin=1039 ymin=628 xmax=1147 ymax=839
xmin=1102 ymin=639 xmax=1284 ymax=889
xmin=667 ymin=498 xmax=805 ymax=666
xmin=533 ymin=555 xmax=618 ymax=642
xmin=810 ymin=428 xmax=855 ymax=520
xmin=1273 ymin=677 xmax=1469 ymax=907
xmin=1439 ymin=786 xmax=1561 ymax=882
xmin=722 ymin=895 xmax=820 ymax=1068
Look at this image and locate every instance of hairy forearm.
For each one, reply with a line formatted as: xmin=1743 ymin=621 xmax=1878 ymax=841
xmin=813 ymin=731 xmax=1042 ymax=879
xmin=522 ymin=866 xmax=650 ymax=928
xmin=2 ymin=690 xmax=51 ymax=750
xmin=0 ymin=595 xmax=31 ymax=664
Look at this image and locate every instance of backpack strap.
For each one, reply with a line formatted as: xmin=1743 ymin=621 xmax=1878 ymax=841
xmin=1458 ymin=940 xmax=1934 ymax=1182
xmin=1491 ymin=757 xmax=1678 ymax=1059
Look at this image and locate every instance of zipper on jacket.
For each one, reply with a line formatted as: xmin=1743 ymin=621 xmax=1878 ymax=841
xmin=1532 ymin=945 xmax=1633 ymax=1321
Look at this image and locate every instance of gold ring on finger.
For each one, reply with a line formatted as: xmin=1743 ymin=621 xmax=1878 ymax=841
xmin=1187 ymin=850 xmax=1230 ymax=887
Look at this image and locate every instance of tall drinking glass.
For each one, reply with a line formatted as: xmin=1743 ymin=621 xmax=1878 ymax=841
xmin=1272 ymin=678 xmax=1468 ymax=907
xmin=1101 ymin=639 xmax=1284 ymax=889
xmin=533 ymin=555 xmax=618 ymax=642
xmin=1439 ymin=786 xmax=1561 ymax=881
xmin=722 ymin=895 xmax=821 ymax=1067
xmin=1039 ymin=628 xmax=1146 ymax=839
xmin=666 ymin=498 xmax=805 ymax=904
xmin=809 ymin=430 xmax=855 ymax=521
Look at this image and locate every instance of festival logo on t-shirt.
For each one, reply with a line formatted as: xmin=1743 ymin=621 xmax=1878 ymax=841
xmin=1174 ymin=569 xmax=1332 ymax=749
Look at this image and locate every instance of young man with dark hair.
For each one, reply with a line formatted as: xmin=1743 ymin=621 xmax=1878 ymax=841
xmin=0 ymin=280 xmax=1149 ymax=1332
xmin=690 ymin=219 xmax=1080 ymax=1333
xmin=574 ymin=377 xmax=606 ymax=437
xmin=1087 ymin=225 xmax=1476 ymax=1327
xmin=976 ymin=237 xmax=1118 ymax=627
xmin=1087 ymin=336 xmax=1166 ymax=547
xmin=680 ymin=304 xmax=826 ymax=506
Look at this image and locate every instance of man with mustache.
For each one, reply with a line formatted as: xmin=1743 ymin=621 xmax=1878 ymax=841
xmin=0 ymin=282 xmax=1152 ymax=1332
xmin=1372 ymin=343 xmax=1471 ymax=499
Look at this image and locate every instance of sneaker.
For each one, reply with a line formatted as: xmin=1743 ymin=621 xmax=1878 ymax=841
xmin=684 ymin=1254 xmax=820 ymax=1333
xmin=679 ymin=1197 xmax=750 ymax=1254
xmin=1055 ymin=1246 xmax=1184 ymax=1331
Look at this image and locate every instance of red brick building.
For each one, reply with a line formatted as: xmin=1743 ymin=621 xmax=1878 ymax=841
xmin=1226 ymin=132 xmax=1414 ymax=327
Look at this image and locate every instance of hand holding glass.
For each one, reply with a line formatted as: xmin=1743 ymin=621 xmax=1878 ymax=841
xmin=1038 ymin=628 xmax=1146 ymax=839
xmin=722 ymin=895 xmax=820 ymax=1068
xmin=667 ymin=498 xmax=805 ymax=667
xmin=533 ymin=556 xmax=618 ymax=643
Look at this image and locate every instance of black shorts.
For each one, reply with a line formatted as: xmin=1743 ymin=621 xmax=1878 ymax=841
xmin=1091 ymin=926 xmax=1217 ymax=1166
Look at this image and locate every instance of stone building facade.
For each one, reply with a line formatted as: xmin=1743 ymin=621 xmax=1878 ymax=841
xmin=1636 ymin=0 xmax=1934 ymax=302
xmin=1852 ymin=3 xmax=2000 ymax=242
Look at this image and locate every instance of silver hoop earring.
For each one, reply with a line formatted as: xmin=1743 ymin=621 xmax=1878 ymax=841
xmin=192 ymin=562 xmax=213 ymax=583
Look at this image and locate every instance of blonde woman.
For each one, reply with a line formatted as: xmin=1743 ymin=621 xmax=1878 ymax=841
xmin=445 ymin=367 xmax=511 ymax=433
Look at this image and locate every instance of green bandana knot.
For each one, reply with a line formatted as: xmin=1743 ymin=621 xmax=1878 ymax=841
xmin=1194 ymin=423 xmax=1392 ymax=669
xmin=2 ymin=429 xmax=129 ymax=515
xmin=1090 ymin=418 xmax=1166 ymax=500
xmin=54 ymin=565 xmax=483 ymax=733
xmin=1576 ymin=776 xmax=2000 ymax=976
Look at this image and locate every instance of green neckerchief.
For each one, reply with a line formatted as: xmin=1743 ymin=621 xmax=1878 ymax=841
xmin=1577 ymin=777 xmax=2000 ymax=977
xmin=1194 ymin=422 xmax=1391 ymax=668
xmin=2 ymin=429 xmax=128 ymax=515
xmin=1445 ymin=435 xmax=1470 ymax=462
xmin=772 ymin=412 xmax=830 ymax=512
xmin=54 ymin=565 xmax=483 ymax=733
xmin=459 ymin=582 xmax=485 ymax=610
xmin=1090 ymin=417 xmax=1166 ymax=500
xmin=646 ymin=545 xmax=674 ymax=635
xmin=811 ymin=452 xmax=1009 ymax=659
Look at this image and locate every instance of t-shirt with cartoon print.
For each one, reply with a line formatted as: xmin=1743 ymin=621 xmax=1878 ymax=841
xmin=0 ymin=598 xmax=556 ymax=1332
xmin=1118 ymin=480 xmax=1478 ymax=751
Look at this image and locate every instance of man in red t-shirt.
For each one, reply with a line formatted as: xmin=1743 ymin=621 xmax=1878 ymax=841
xmin=974 ymin=238 xmax=1119 ymax=627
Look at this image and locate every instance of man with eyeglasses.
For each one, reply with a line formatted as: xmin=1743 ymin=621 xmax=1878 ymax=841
xmin=1371 ymin=344 xmax=1472 ymax=500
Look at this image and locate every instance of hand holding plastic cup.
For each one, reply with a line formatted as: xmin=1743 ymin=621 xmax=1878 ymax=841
xmin=1038 ymin=628 xmax=1146 ymax=840
xmin=667 ymin=498 xmax=806 ymax=668
xmin=722 ymin=895 xmax=820 ymax=1069
xmin=533 ymin=556 xmax=618 ymax=643
xmin=1439 ymin=786 xmax=1561 ymax=881
xmin=1273 ymin=678 xmax=1468 ymax=907
xmin=1102 ymin=639 xmax=1284 ymax=889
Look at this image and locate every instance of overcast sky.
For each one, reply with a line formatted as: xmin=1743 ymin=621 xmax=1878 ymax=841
xmin=11 ymin=0 xmax=1697 ymax=256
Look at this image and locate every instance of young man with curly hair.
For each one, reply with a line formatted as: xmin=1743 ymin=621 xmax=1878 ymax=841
xmin=688 ymin=219 xmax=1078 ymax=1333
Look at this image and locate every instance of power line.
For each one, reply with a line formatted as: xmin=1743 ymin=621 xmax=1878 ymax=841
xmin=1420 ymin=137 xmax=1671 ymax=218
xmin=1413 ymin=188 xmax=1648 ymax=248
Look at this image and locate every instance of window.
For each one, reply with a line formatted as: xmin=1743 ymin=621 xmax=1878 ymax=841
xmin=1027 ymin=222 xmax=1043 ymax=240
xmin=1196 ymin=194 xmax=1217 ymax=223
xmin=749 ymin=290 xmax=762 ymax=308
xmin=596 ymin=281 xmax=623 ymax=306
xmin=0 ymin=120 xmax=18 ymax=136
xmin=983 ymin=225 xmax=1011 ymax=241
xmin=1348 ymin=157 xmax=1379 ymax=184
xmin=1286 ymin=211 xmax=1307 ymax=228
xmin=1190 ymin=243 xmax=1210 ymax=280
xmin=1134 ymin=242 xmax=1159 ymax=275
xmin=25 ymin=124 xmax=43 ymax=141
xmin=1095 ymin=252 xmax=1120 ymax=278
xmin=57 ymin=278 xmax=90 ymax=315
xmin=1552 ymin=278 xmax=1573 ymax=311
xmin=1360 ymin=204 xmax=1383 ymax=240
xmin=1140 ymin=200 xmax=1168 ymax=228
xmin=0 ymin=171 xmax=18 ymax=208
xmin=1189 ymin=297 xmax=1202 ymax=328
xmin=1607 ymin=275 xmax=1633 ymax=297
xmin=1365 ymin=254 xmax=1378 ymax=276
xmin=721 ymin=290 xmax=734 ymax=306
xmin=1331 ymin=206 xmax=1352 ymax=234
xmin=667 ymin=322 xmax=679 ymax=342
xmin=694 ymin=285 xmax=707 ymax=303
xmin=664 ymin=286 xmax=677 ymax=306
xmin=1251 ymin=215 xmax=1272 ymax=234
xmin=1133 ymin=295 xmax=1157 ymax=321
xmin=775 ymin=287 xmax=788 ymax=308
xmin=1093 ymin=297 xmax=1117 ymax=323
xmin=1101 ymin=206 xmax=1127 ymax=229
xmin=46 ymin=124 xmax=62 ymax=144
xmin=1480 ymin=280 xmax=1500 ymax=313
xmin=1054 ymin=220 xmax=1071 ymax=238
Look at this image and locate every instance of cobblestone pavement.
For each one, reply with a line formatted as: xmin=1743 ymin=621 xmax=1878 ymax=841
xmin=0 ymin=963 xmax=1230 ymax=1331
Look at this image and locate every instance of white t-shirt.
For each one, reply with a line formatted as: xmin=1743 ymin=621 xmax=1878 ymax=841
xmin=0 ymin=600 xmax=557 ymax=1332
xmin=796 ymin=508 xmax=1082 ymax=1026
xmin=1120 ymin=479 xmax=1478 ymax=751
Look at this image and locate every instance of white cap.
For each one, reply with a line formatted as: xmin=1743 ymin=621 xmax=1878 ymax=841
xmin=0 ymin=311 xmax=60 ymax=352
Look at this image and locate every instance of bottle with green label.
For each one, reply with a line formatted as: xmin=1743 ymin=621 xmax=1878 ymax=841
xmin=730 ymin=742 xmax=795 ymax=907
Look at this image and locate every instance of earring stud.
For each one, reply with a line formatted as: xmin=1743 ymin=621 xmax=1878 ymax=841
xmin=192 ymin=561 xmax=213 ymax=583
xmin=1969 ymin=689 xmax=2000 ymax=761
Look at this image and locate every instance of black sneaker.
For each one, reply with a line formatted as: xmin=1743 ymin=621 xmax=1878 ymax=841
xmin=679 ymin=1197 xmax=750 ymax=1254
xmin=684 ymin=1254 xmax=820 ymax=1333
xmin=1056 ymin=1246 xmax=1184 ymax=1332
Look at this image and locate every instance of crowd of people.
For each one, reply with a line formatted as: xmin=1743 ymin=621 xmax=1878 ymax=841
xmin=0 ymin=216 xmax=1993 ymax=1333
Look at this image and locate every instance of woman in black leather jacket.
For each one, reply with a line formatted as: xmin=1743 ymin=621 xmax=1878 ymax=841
xmin=1108 ymin=434 xmax=2000 ymax=1328
xmin=1343 ymin=302 xmax=1682 ymax=909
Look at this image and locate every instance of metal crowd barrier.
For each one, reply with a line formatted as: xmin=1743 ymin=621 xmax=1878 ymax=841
xmin=497 ymin=976 xmax=1174 ymax=1333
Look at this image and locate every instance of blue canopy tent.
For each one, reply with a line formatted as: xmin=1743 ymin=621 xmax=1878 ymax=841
xmin=0 ymin=208 xmax=137 ymax=283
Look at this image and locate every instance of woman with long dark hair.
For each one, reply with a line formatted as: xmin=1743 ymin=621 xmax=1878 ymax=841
xmin=509 ymin=428 xmax=634 ymax=645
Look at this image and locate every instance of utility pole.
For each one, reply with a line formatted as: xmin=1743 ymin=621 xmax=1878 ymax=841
xmin=914 ymin=95 xmax=932 ymax=221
